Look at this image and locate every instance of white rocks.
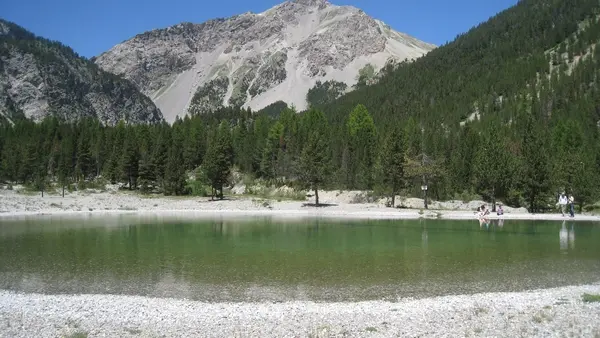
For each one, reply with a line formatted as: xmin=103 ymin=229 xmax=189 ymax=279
xmin=0 ymin=285 xmax=599 ymax=337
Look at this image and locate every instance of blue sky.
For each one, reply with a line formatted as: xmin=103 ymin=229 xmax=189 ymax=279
xmin=3 ymin=0 xmax=518 ymax=58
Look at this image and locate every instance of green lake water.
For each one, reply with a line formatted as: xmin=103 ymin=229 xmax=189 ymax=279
xmin=1 ymin=215 xmax=599 ymax=302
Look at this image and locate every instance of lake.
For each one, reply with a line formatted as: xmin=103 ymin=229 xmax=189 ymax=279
xmin=1 ymin=215 xmax=599 ymax=302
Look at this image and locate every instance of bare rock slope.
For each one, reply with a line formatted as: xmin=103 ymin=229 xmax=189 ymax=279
xmin=0 ymin=20 xmax=163 ymax=125
xmin=95 ymin=0 xmax=435 ymax=122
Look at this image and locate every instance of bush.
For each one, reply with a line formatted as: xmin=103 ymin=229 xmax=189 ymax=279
xmin=77 ymin=177 xmax=108 ymax=191
xmin=504 ymin=188 xmax=525 ymax=208
xmin=454 ymin=190 xmax=482 ymax=204
xmin=582 ymin=293 xmax=600 ymax=302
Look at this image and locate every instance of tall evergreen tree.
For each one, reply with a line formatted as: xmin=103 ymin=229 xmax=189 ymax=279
xmin=299 ymin=130 xmax=331 ymax=206
xmin=522 ymin=116 xmax=551 ymax=212
xmin=163 ymin=142 xmax=186 ymax=196
xmin=203 ymin=121 xmax=233 ymax=199
xmin=472 ymin=127 xmax=511 ymax=211
xmin=120 ymin=130 xmax=140 ymax=190
xmin=57 ymin=136 xmax=73 ymax=197
xmin=346 ymin=104 xmax=377 ymax=189
xmin=379 ymin=125 xmax=406 ymax=207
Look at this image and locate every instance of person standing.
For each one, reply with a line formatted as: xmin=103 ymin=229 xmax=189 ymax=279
xmin=568 ymin=194 xmax=575 ymax=218
xmin=558 ymin=192 xmax=568 ymax=217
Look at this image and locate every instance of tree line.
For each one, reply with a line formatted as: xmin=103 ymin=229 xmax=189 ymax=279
xmin=1 ymin=94 xmax=599 ymax=211
xmin=2 ymin=0 xmax=600 ymax=211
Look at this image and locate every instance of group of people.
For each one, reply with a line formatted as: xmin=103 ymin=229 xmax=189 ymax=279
xmin=476 ymin=204 xmax=503 ymax=218
xmin=473 ymin=192 xmax=575 ymax=220
xmin=557 ymin=192 xmax=575 ymax=218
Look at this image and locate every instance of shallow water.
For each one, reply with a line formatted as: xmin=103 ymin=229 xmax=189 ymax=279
xmin=0 ymin=215 xmax=599 ymax=302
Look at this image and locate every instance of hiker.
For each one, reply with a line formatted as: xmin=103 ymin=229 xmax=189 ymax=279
xmin=568 ymin=194 xmax=575 ymax=218
xmin=558 ymin=192 xmax=568 ymax=217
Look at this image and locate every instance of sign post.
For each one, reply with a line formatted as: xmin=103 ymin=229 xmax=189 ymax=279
xmin=421 ymin=184 xmax=428 ymax=209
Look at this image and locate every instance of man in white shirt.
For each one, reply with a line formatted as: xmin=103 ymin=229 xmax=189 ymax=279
xmin=558 ymin=192 xmax=568 ymax=217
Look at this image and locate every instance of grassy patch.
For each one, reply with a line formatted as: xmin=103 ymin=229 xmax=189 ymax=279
xmin=125 ymin=327 xmax=142 ymax=335
xmin=245 ymin=185 xmax=306 ymax=201
xmin=308 ymin=325 xmax=331 ymax=338
xmin=63 ymin=331 xmax=88 ymax=338
xmin=583 ymin=293 xmax=600 ymax=303
xmin=474 ymin=306 xmax=489 ymax=315
xmin=532 ymin=310 xmax=553 ymax=324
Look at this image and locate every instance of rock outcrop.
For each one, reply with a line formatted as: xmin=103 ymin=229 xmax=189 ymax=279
xmin=95 ymin=0 xmax=435 ymax=122
xmin=0 ymin=20 xmax=163 ymax=125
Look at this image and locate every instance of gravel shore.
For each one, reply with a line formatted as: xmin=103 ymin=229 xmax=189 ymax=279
xmin=1 ymin=285 xmax=599 ymax=337
xmin=2 ymin=188 xmax=600 ymax=222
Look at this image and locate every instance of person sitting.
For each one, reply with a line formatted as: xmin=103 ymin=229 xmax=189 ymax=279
xmin=497 ymin=204 xmax=504 ymax=216
xmin=479 ymin=204 xmax=490 ymax=218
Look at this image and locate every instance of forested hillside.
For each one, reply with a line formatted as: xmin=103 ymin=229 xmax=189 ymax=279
xmin=1 ymin=0 xmax=600 ymax=212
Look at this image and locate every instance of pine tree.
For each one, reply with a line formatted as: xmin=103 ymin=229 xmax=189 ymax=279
xmin=0 ymin=133 xmax=19 ymax=183
xmin=137 ymin=153 xmax=156 ymax=193
xmin=299 ymin=130 xmax=331 ymax=206
xmin=57 ymin=137 xmax=73 ymax=197
xmin=472 ymin=127 xmax=510 ymax=211
xmin=346 ymin=104 xmax=377 ymax=189
xmin=152 ymin=126 xmax=170 ymax=192
xmin=379 ymin=125 xmax=406 ymax=207
xmin=203 ymin=122 xmax=233 ymax=199
xmin=163 ymin=143 xmax=186 ymax=196
xmin=34 ymin=161 xmax=48 ymax=197
xmin=120 ymin=130 xmax=140 ymax=190
xmin=522 ymin=116 xmax=551 ymax=212
xmin=260 ymin=121 xmax=284 ymax=179
xmin=75 ymin=130 xmax=93 ymax=182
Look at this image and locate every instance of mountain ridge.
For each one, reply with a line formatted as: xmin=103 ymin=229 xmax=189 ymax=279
xmin=0 ymin=19 xmax=164 ymax=125
xmin=94 ymin=0 xmax=435 ymax=122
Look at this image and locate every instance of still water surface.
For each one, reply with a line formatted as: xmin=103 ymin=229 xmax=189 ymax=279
xmin=1 ymin=215 xmax=599 ymax=301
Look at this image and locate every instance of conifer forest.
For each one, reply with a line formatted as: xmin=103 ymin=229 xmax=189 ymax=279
xmin=2 ymin=0 xmax=600 ymax=212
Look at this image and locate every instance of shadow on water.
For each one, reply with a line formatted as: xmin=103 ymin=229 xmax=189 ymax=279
xmin=301 ymin=203 xmax=339 ymax=208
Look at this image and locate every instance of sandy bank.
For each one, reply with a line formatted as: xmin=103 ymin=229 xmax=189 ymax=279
xmin=1 ymin=285 xmax=599 ymax=337
xmin=1 ymin=188 xmax=600 ymax=222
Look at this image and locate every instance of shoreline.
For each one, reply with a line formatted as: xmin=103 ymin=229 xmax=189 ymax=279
xmin=3 ymin=208 xmax=600 ymax=222
xmin=2 ymin=188 xmax=600 ymax=221
xmin=1 ymin=284 xmax=599 ymax=337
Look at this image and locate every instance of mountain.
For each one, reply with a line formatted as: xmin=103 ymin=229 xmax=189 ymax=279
xmin=94 ymin=0 xmax=435 ymax=122
xmin=318 ymin=0 xmax=600 ymax=131
xmin=0 ymin=20 xmax=163 ymax=125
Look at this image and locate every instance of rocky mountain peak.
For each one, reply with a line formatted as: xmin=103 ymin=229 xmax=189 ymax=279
xmin=289 ymin=0 xmax=329 ymax=9
xmin=94 ymin=1 xmax=436 ymax=122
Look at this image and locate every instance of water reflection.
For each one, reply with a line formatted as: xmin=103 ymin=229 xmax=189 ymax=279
xmin=478 ymin=218 xmax=504 ymax=230
xmin=560 ymin=220 xmax=576 ymax=252
xmin=569 ymin=223 xmax=575 ymax=249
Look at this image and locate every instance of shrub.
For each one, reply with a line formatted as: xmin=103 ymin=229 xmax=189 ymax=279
xmin=583 ymin=293 xmax=600 ymax=302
